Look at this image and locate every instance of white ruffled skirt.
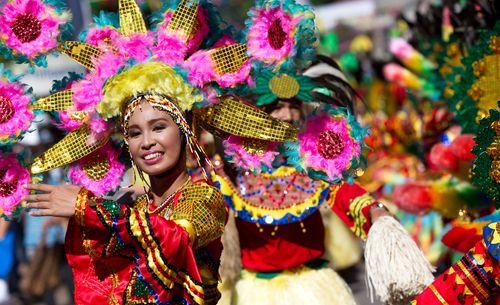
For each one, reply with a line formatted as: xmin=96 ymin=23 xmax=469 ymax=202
xmin=226 ymin=265 xmax=357 ymax=305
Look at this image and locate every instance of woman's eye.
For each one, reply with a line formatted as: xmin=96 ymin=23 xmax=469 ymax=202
xmin=153 ymin=125 xmax=166 ymax=132
xmin=128 ymin=130 xmax=141 ymax=138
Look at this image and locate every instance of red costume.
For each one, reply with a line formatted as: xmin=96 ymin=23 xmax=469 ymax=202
xmin=66 ymin=183 xmax=226 ymax=305
xmin=413 ymin=221 xmax=500 ymax=304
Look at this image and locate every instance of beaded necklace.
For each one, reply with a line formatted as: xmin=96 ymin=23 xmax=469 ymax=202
xmin=147 ymin=177 xmax=191 ymax=216
xmin=255 ymin=172 xmax=298 ymax=208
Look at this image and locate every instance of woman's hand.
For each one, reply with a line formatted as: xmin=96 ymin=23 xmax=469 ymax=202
xmin=370 ymin=203 xmax=392 ymax=223
xmin=23 ymin=184 xmax=81 ymax=217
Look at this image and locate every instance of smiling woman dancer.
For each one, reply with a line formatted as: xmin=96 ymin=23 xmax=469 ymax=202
xmin=0 ymin=0 xmax=309 ymax=301
xmin=23 ymin=64 xmax=228 ymax=305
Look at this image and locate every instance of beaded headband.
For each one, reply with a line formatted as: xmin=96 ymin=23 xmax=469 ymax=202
xmin=122 ymin=94 xmax=192 ymax=139
xmin=122 ymin=93 xmax=213 ymax=180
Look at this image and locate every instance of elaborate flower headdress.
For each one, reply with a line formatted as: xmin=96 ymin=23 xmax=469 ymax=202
xmin=0 ymin=0 xmax=306 ymax=217
xmin=284 ymin=105 xmax=368 ymax=184
xmin=0 ymin=0 xmax=370 ymax=217
xmin=245 ymin=0 xmax=317 ymax=70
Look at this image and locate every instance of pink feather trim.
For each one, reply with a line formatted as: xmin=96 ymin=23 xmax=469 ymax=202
xmin=215 ymin=59 xmax=252 ymax=88
xmin=85 ymin=117 xmax=110 ymax=145
xmin=184 ymin=50 xmax=216 ymax=87
xmin=224 ymin=135 xmax=278 ymax=171
xmin=0 ymin=155 xmax=30 ymax=217
xmin=154 ymin=34 xmax=190 ymax=65
xmin=54 ymin=111 xmax=83 ymax=131
xmin=67 ymin=144 xmax=125 ymax=196
xmin=200 ymin=86 xmax=219 ymax=106
xmin=72 ymin=51 xmax=126 ymax=112
xmin=85 ymin=27 xmax=121 ymax=50
xmin=0 ymin=79 xmax=33 ymax=138
xmin=213 ymin=35 xmax=236 ymax=48
xmin=116 ymin=32 xmax=154 ymax=62
xmin=155 ymin=7 xmax=210 ymax=63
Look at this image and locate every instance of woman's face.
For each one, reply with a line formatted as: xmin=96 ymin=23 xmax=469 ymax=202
xmin=126 ymin=101 xmax=184 ymax=176
xmin=269 ymin=100 xmax=302 ymax=126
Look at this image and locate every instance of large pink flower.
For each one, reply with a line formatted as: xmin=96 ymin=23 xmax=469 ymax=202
xmin=298 ymin=113 xmax=361 ymax=180
xmin=223 ymin=135 xmax=279 ymax=172
xmin=68 ymin=144 xmax=125 ymax=196
xmin=0 ymin=0 xmax=67 ymax=58
xmin=247 ymin=6 xmax=298 ymax=65
xmin=0 ymin=155 xmax=29 ymax=218
xmin=0 ymin=79 xmax=33 ymax=143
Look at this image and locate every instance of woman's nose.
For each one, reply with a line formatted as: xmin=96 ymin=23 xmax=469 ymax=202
xmin=141 ymin=132 xmax=156 ymax=149
xmin=280 ymin=108 xmax=293 ymax=122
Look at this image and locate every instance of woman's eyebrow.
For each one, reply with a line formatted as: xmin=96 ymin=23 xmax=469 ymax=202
xmin=129 ymin=118 xmax=169 ymax=129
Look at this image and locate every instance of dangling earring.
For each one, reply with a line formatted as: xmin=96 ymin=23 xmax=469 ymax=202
xmin=128 ymin=150 xmax=151 ymax=201
xmin=136 ymin=167 xmax=151 ymax=189
xmin=186 ymin=133 xmax=214 ymax=181
xmin=125 ymin=141 xmax=137 ymax=188
xmin=126 ymin=164 xmax=137 ymax=188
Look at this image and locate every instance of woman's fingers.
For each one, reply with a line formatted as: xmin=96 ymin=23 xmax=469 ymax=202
xmin=26 ymin=201 xmax=51 ymax=210
xmin=23 ymin=184 xmax=55 ymax=192
xmin=30 ymin=207 xmax=55 ymax=217
xmin=24 ymin=193 xmax=51 ymax=202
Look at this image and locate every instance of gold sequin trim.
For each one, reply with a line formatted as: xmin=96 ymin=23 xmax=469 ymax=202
xmin=194 ymin=95 xmax=298 ymax=141
xmin=69 ymin=111 xmax=88 ymax=122
xmin=269 ymin=74 xmax=300 ymax=99
xmin=74 ymin=188 xmax=88 ymax=226
xmin=429 ymin=284 xmax=449 ymax=304
xmin=241 ymin=138 xmax=268 ymax=156
xmin=487 ymin=120 xmax=500 ymax=183
xmin=32 ymin=90 xmax=73 ymax=111
xmin=80 ymin=195 xmax=120 ymax=303
xmin=30 ymin=124 xmax=108 ymax=174
xmin=166 ymin=0 xmax=199 ymax=39
xmin=456 ymin=260 xmax=490 ymax=301
xmin=119 ymin=0 xmax=147 ymax=36
xmin=83 ymin=153 xmax=111 ymax=181
xmin=211 ymin=44 xmax=248 ymax=75
xmin=170 ymin=183 xmax=226 ymax=249
xmin=59 ymin=41 xmax=102 ymax=71
xmin=128 ymin=210 xmax=205 ymax=304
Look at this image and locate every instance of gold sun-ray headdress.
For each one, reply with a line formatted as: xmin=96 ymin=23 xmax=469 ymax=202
xmin=29 ymin=0 xmax=298 ymax=177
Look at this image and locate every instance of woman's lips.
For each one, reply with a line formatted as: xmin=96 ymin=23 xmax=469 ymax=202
xmin=142 ymin=152 xmax=164 ymax=165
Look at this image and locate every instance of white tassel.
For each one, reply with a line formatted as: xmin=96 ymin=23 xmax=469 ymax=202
xmin=365 ymin=216 xmax=435 ymax=305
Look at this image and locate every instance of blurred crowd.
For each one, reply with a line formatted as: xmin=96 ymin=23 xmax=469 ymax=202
xmin=0 ymin=126 xmax=73 ymax=305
